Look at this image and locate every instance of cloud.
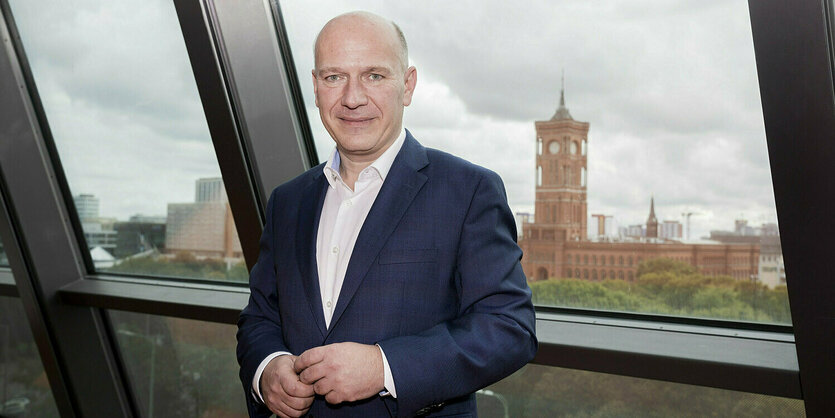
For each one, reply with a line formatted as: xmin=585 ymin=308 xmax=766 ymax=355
xmin=7 ymin=0 xmax=778 ymax=241
xmin=284 ymin=0 xmax=777 ymax=239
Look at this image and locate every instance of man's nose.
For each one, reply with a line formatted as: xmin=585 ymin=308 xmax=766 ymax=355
xmin=341 ymin=78 xmax=368 ymax=108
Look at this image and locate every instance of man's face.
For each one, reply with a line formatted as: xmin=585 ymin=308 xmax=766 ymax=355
xmin=313 ymin=17 xmax=416 ymax=163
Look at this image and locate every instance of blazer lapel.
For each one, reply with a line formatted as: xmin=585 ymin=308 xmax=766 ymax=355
xmin=295 ymin=171 xmax=329 ymax=338
xmin=327 ymin=133 xmax=429 ymax=334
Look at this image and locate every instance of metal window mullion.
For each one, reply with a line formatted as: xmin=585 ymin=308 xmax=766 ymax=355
xmin=749 ymin=0 xmax=835 ymax=415
xmin=203 ymin=0 xmax=318 ymax=206
xmin=173 ymin=0 xmax=268 ymax=271
xmin=0 ymin=2 xmax=135 ymax=416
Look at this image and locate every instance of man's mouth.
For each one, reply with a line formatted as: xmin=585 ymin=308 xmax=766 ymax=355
xmin=338 ymin=116 xmax=375 ymax=124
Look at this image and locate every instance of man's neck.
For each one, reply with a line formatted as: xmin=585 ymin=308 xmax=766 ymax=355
xmin=336 ymin=130 xmax=402 ymax=190
xmin=338 ymin=154 xmax=371 ymax=190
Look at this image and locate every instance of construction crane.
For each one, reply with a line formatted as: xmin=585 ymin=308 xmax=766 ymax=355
xmin=681 ymin=212 xmax=699 ymax=240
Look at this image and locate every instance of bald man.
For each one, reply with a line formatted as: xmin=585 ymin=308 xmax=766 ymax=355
xmin=236 ymin=12 xmax=536 ymax=418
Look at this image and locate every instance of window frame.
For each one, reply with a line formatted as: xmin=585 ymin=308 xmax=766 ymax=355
xmin=0 ymin=0 xmax=831 ymax=415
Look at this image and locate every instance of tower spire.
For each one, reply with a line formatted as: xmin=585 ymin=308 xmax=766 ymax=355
xmin=552 ymin=69 xmax=573 ymax=121
xmin=560 ymin=69 xmax=565 ymax=106
xmin=649 ymin=196 xmax=657 ymax=219
xmin=646 ymin=196 xmax=659 ymax=238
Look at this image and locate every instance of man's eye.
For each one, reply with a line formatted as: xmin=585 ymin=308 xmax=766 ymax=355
xmin=368 ymin=74 xmax=383 ymax=81
xmin=324 ymin=75 xmax=340 ymax=82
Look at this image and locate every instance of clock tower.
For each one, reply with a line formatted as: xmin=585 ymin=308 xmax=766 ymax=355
xmin=532 ymin=83 xmax=590 ymax=242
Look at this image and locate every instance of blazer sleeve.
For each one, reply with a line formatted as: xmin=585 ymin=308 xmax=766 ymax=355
xmin=377 ymin=169 xmax=538 ymax=418
xmin=236 ymin=189 xmax=290 ymax=417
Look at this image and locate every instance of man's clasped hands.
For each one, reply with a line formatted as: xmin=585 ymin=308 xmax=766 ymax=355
xmin=259 ymin=342 xmax=386 ymax=418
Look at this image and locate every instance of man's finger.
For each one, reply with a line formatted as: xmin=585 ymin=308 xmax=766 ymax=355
xmin=294 ymin=346 xmax=326 ymax=373
xmin=273 ymin=393 xmax=309 ymax=418
xmin=325 ymin=390 xmax=343 ymax=405
xmin=313 ymin=377 xmax=335 ymax=397
xmin=298 ymin=362 xmax=329 ymax=385
xmin=278 ymin=392 xmax=312 ymax=414
xmin=286 ymin=378 xmax=316 ymax=398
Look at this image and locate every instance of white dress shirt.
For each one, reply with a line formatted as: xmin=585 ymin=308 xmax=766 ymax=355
xmin=252 ymin=130 xmax=406 ymax=403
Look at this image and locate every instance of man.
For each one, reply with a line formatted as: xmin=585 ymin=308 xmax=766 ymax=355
xmin=237 ymin=11 xmax=536 ymax=418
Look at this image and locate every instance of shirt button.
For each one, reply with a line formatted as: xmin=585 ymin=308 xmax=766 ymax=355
xmin=345 ymin=200 xmax=353 ymax=207
xmin=326 ymin=300 xmax=332 ymax=308
xmin=332 ymin=246 xmax=339 ymax=254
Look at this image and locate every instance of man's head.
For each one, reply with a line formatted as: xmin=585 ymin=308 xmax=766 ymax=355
xmin=312 ymin=11 xmax=417 ymax=164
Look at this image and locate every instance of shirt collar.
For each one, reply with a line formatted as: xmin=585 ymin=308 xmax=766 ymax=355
xmin=323 ymin=129 xmax=406 ymax=187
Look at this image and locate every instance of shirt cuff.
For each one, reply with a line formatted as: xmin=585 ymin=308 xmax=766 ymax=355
xmin=377 ymin=344 xmax=397 ymax=398
xmin=251 ymin=351 xmax=291 ymax=403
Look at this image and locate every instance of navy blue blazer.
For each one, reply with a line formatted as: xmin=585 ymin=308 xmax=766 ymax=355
xmin=237 ymin=132 xmax=537 ymax=417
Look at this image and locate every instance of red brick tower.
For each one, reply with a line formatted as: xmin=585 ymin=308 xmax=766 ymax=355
xmin=520 ymin=79 xmax=590 ymax=280
xmin=533 ymin=82 xmax=590 ymax=241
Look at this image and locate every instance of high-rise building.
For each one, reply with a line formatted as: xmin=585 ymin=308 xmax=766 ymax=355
xmin=660 ymin=220 xmax=683 ymax=240
xmin=74 ymin=194 xmax=100 ymax=221
xmin=195 ymin=177 xmax=226 ymax=203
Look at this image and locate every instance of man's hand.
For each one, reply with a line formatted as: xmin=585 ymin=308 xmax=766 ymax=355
xmin=260 ymin=355 xmax=315 ymax=418
xmin=294 ymin=342 xmax=385 ymax=404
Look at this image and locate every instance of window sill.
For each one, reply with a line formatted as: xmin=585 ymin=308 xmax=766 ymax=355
xmin=58 ymin=276 xmax=800 ymax=399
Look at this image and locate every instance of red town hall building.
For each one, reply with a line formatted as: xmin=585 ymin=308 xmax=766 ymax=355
xmin=518 ymin=89 xmax=759 ymax=282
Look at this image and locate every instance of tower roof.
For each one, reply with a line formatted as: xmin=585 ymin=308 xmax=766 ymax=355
xmin=551 ymin=72 xmax=573 ymax=121
xmin=647 ymin=196 xmax=658 ymax=224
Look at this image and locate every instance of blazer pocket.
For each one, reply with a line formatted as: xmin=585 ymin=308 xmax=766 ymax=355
xmin=378 ymin=248 xmax=438 ymax=265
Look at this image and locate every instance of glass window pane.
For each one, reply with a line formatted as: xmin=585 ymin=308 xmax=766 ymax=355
xmin=0 ymin=296 xmax=60 ymax=416
xmin=7 ymin=0 xmax=245 ymax=282
xmin=480 ymin=364 xmax=804 ymax=417
xmin=280 ymin=1 xmax=790 ymax=323
xmin=109 ymin=310 xmax=245 ymax=417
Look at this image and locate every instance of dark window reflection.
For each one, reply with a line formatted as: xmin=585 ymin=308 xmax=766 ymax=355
xmin=479 ymin=364 xmax=804 ymax=417
xmin=0 ymin=296 xmax=60 ymax=416
xmin=109 ymin=310 xmax=246 ymax=417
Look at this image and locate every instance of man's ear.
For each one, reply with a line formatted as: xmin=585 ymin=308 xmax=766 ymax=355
xmin=402 ymin=66 xmax=417 ymax=106
xmin=312 ymin=70 xmax=319 ymax=107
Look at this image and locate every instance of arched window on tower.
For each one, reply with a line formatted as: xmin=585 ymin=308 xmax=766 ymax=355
xmin=582 ymin=139 xmax=587 ymax=155
xmin=581 ymin=167 xmax=587 ymax=187
xmin=537 ymin=136 xmax=542 ymax=155
xmin=537 ymin=166 xmax=542 ymax=187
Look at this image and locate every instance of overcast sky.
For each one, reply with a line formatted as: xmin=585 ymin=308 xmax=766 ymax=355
xmin=8 ymin=0 xmax=777 ymax=240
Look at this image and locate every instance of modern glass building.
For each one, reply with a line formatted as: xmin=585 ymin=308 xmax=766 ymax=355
xmin=0 ymin=0 xmax=832 ymax=416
